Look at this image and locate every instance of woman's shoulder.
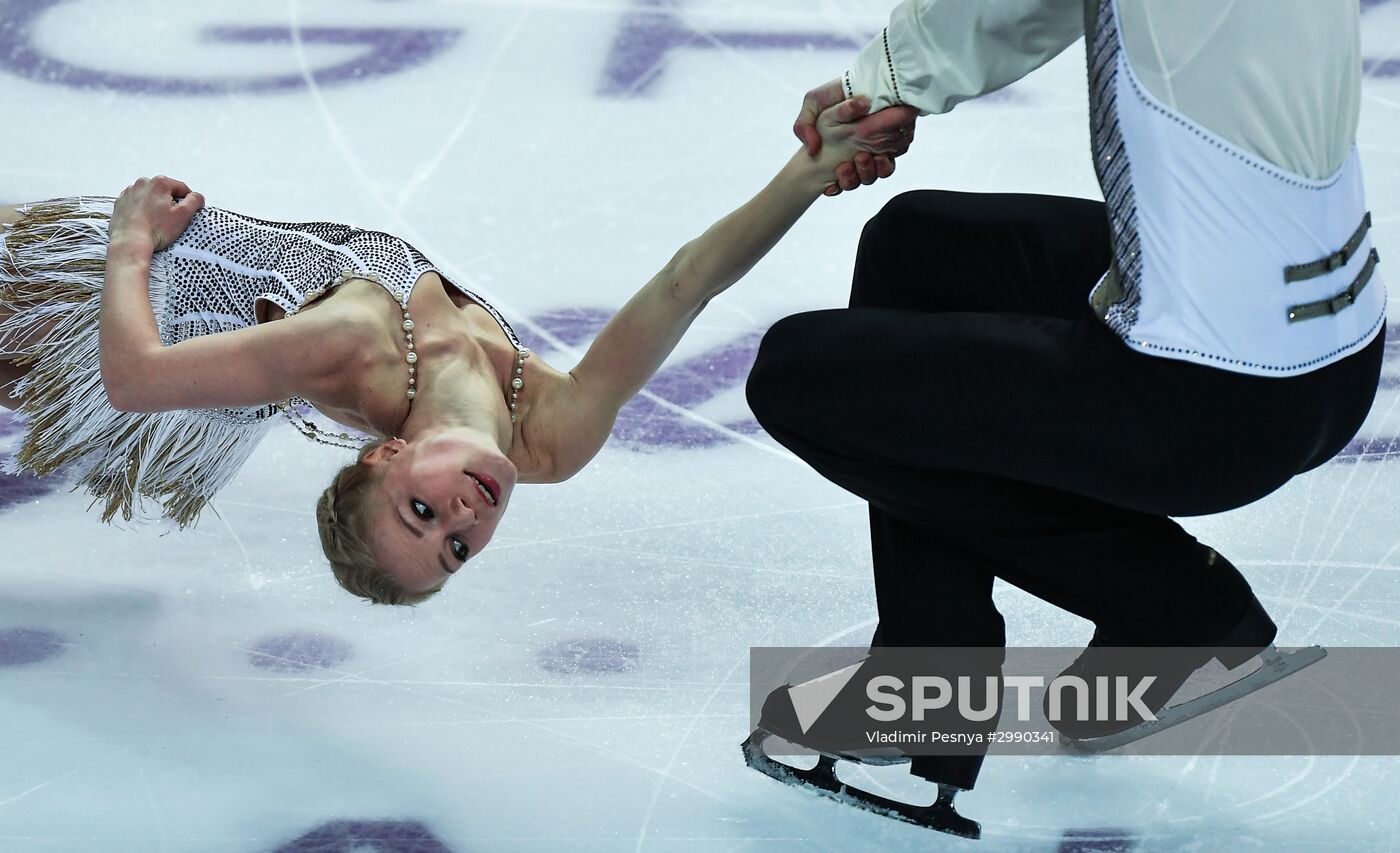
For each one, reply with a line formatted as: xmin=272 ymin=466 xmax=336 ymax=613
xmin=512 ymin=358 xmax=618 ymax=485
xmin=285 ymin=284 xmax=384 ymax=369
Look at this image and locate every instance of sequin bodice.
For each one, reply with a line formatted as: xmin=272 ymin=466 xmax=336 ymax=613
xmin=151 ymin=204 xmax=523 ymax=423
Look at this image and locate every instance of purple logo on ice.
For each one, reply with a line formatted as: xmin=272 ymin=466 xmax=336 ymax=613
xmin=1362 ymin=0 xmax=1399 ymax=77
xmin=538 ymin=637 xmax=640 ymax=674
xmin=0 ymin=458 xmax=56 ymax=512
xmin=0 ymin=412 xmax=25 ymax=439
xmin=248 ymin=631 xmax=354 ymax=673
xmin=273 ymin=820 xmax=453 ymax=853
xmin=0 ymin=1 xmax=461 ymax=95
xmin=0 ymin=627 xmax=67 ymax=667
xmin=599 ymin=0 xmax=867 ymax=96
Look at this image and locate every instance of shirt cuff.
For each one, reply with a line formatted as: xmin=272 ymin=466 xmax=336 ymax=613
xmin=845 ymin=26 xmax=904 ymax=113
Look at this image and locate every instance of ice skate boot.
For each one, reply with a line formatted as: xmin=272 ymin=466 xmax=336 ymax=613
xmin=743 ymin=675 xmax=981 ymax=839
xmin=1050 ymin=591 xmax=1325 ymax=751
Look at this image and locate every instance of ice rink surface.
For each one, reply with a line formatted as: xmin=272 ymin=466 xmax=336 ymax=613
xmin=1 ymin=0 xmax=1398 ymax=850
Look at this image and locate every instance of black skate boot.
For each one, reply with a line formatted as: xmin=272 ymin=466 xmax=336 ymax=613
xmin=743 ymin=675 xmax=981 ymax=839
xmin=1046 ymin=578 xmax=1323 ymax=750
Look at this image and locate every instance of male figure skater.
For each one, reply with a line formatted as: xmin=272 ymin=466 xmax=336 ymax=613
xmin=744 ymin=0 xmax=1385 ymax=837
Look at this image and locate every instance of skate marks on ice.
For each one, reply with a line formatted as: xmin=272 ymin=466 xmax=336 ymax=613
xmin=1263 ymin=328 xmax=1400 ymax=652
xmin=0 ymin=2 xmax=1395 ymax=851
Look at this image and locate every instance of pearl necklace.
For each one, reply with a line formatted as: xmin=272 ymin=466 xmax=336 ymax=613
xmin=284 ymin=269 xmax=531 ymax=448
xmin=508 ymin=345 xmax=530 ymax=424
xmin=400 ymin=303 xmax=530 ymax=422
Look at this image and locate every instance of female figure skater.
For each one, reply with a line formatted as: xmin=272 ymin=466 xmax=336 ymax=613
xmin=0 ymin=96 xmax=913 ymax=606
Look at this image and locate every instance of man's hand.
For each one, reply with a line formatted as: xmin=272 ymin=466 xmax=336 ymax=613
xmin=794 ymin=77 xmax=918 ymax=197
xmin=827 ymin=107 xmax=917 ymax=195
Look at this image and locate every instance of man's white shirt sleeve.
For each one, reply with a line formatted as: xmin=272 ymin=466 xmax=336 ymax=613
xmin=844 ymin=0 xmax=1084 ymax=115
xmin=842 ymin=0 xmax=1359 ymax=180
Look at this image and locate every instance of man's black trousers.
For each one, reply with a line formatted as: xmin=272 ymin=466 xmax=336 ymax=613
xmin=746 ymin=190 xmax=1385 ymax=789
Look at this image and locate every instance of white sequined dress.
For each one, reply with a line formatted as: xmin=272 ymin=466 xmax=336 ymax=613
xmin=0 ymin=196 xmax=523 ymax=527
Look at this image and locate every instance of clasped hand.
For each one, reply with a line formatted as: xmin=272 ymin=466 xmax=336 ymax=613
xmin=110 ymin=175 xmax=205 ymax=254
xmin=799 ymin=78 xmax=918 ymax=197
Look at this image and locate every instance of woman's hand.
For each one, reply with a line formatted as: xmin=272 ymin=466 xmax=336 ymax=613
xmin=109 ymin=175 xmax=205 ymax=255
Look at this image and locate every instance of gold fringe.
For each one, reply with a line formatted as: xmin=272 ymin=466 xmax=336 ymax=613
xmin=1 ymin=196 xmax=273 ymax=528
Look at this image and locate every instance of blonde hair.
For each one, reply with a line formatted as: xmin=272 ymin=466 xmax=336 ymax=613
xmin=316 ymin=441 xmax=444 ymax=606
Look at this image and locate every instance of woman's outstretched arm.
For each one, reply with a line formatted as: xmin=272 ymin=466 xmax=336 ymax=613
xmin=534 ymin=97 xmax=915 ymax=480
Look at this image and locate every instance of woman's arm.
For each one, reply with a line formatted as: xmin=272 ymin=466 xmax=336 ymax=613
xmin=98 ymin=235 xmax=162 ymax=411
xmin=98 ymin=177 xmax=336 ymax=413
xmin=533 ymin=98 xmax=896 ymax=480
xmin=101 ymin=244 xmax=341 ymax=414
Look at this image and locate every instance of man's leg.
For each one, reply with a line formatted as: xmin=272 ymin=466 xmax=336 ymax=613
xmin=848 ymin=190 xmax=1113 ymax=317
xmin=745 ymin=191 xmax=1287 ymax=790
xmin=750 ymin=190 xmax=1260 ymax=638
xmin=748 ymin=303 xmax=1276 ymax=637
xmin=867 ymin=505 xmax=1007 ymax=790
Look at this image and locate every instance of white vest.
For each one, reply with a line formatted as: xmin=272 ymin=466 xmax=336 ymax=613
xmin=1088 ymin=0 xmax=1384 ymax=377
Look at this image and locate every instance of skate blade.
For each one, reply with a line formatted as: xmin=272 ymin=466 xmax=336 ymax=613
xmin=748 ymin=728 xmax=912 ymax=767
xmin=741 ymin=729 xmax=981 ymax=839
xmin=1062 ymin=644 xmax=1327 ymax=754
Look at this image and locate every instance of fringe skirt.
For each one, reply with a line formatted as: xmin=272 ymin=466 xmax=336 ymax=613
xmin=0 ymin=197 xmax=272 ymax=528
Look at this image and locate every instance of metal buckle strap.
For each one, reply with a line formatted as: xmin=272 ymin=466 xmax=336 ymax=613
xmin=1287 ymin=249 xmax=1380 ymax=323
xmin=1089 ymin=264 xmax=1124 ymax=320
xmin=1284 ymin=212 xmax=1373 ymax=283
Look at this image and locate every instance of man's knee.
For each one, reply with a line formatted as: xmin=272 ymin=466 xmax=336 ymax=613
xmin=851 ymin=190 xmax=950 ymax=309
xmin=747 ymin=311 xmax=835 ymax=431
xmin=746 ymin=313 xmax=803 ymax=427
xmin=869 ymin=188 xmax=963 ymax=238
xmin=857 ymin=191 xmax=937 ymax=257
